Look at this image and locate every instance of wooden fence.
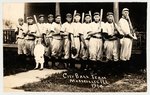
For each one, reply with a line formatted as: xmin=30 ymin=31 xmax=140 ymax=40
xmin=3 ymin=29 xmax=16 ymax=44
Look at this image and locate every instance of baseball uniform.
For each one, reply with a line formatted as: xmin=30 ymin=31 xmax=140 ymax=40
xmin=61 ymin=22 xmax=72 ymax=59
xmin=24 ymin=24 xmax=37 ymax=56
xmin=15 ymin=23 xmax=27 ymax=55
xmin=103 ymin=22 xmax=119 ymax=61
xmin=89 ymin=21 xmax=105 ymax=61
xmin=51 ymin=22 xmax=62 ymax=58
xmin=70 ymin=22 xmax=83 ymax=59
xmin=119 ymin=17 xmax=133 ymax=61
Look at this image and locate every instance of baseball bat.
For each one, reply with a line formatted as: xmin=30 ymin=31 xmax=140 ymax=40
xmin=33 ymin=15 xmax=41 ymax=35
xmin=89 ymin=11 xmax=92 ymax=22
xmin=82 ymin=12 xmax=85 ymax=23
xmin=72 ymin=10 xmax=77 ymax=22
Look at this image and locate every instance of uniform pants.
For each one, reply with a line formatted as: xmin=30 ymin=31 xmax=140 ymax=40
xmin=89 ymin=38 xmax=103 ymax=61
xmin=120 ymin=37 xmax=133 ymax=61
xmin=81 ymin=40 xmax=89 ymax=60
xmin=24 ymin=39 xmax=35 ymax=56
xmin=104 ymin=40 xmax=119 ymax=61
xmin=17 ymin=38 xmax=26 ymax=55
xmin=51 ymin=38 xmax=62 ymax=57
xmin=45 ymin=37 xmax=53 ymax=57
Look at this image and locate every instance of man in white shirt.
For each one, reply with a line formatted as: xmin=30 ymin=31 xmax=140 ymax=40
xmin=45 ymin=14 xmax=54 ymax=56
xmin=37 ymin=14 xmax=47 ymax=35
xmin=119 ymin=8 xmax=137 ymax=61
xmin=24 ymin=16 xmax=37 ymax=56
xmin=103 ymin=12 xmax=123 ymax=62
xmin=15 ymin=18 xmax=28 ymax=68
xmin=81 ymin=13 xmax=92 ymax=60
xmin=44 ymin=14 xmax=54 ymax=68
xmin=15 ymin=18 xmax=27 ymax=55
xmin=60 ymin=13 xmax=72 ymax=60
xmin=70 ymin=13 xmax=84 ymax=60
xmin=50 ymin=15 xmax=63 ymax=69
xmin=80 ymin=13 xmax=93 ymax=70
xmin=88 ymin=12 xmax=105 ymax=62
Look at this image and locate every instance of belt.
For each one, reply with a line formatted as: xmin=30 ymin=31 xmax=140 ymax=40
xmin=63 ymin=37 xmax=69 ymax=39
xmin=25 ymin=39 xmax=35 ymax=40
xmin=36 ymin=37 xmax=43 ymax=38
xmin=124 ymin=35 xmax=131 ymax=39
xmin=17 ymin=37 xmax=24 ymax=39
xmin=73 ymin=36 xmax=80 ymax=38
xmin=46 ymin=36 xmax=53 ymax=38
xmin=107 ymin=38 xmax=118 ymax=41
xmin=91 ymin=36 xmax=102 ymax=39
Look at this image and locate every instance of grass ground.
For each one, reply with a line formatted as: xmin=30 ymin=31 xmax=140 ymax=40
xmin=14 ymin=69 xmax=146 ymax=92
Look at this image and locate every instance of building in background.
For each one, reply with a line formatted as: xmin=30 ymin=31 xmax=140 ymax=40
xmin=3 ymin=2 xmax=146 ymax=54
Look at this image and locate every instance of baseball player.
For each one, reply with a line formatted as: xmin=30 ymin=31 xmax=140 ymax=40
xmin=60 ymin=13 xmax=72 ymax=60
xmin=103 ymin=12 xmax=123 ymax=62
xmin=79 ymin=13 xmax=93 ymax=70
xmin=15 ymin=18 xmax=27 ymax=55
xmin=81 ymin=13 xmax=92 ymax=60
xmin=44 ymin=14 xmax=54 ymax=68
xmin=23 ymin=16 xmax=37 ymax=69
xmin=24 ymin=16 xmax=37 ymax=56
xmin=15 ymin=18 xmax=28 ymax=68
xmin=45 ymin=14 xmax=54 ymax=57
xmin=36 ymin=14 xmax=49 ymax=68
xmin=50 ymin=15 xmax=63 ymax=69
xmin=70 ymin=13 xmax=84 ymax=60
xmin=119 ymin=8 xmax=137 ymax=61
xmin=60 ymin=13 xmax=73 ymax=69
xmin=37 ymin=14 xmax=47 ymax=35
xmin=88 ymin=12 xmax=105 ymax=62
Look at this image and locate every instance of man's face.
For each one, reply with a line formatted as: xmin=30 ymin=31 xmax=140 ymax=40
xmin=66 ymin=17 xmax=72 ymax=22
xmin=55 ymin=17 xmax=61 ymax=23
xmin=122 ymin=11 xmax=129 ymax=18
xmin=48 ymin=17 xmax=54 ymax=23
xmin=18 ymin=20 xmax=23 ymax=25
xmin=27 ymin=19 xmax=33 ymax=24
xmin=107 ymin=15 xmax=114 ymax=23
xmin=74 ymin=15 xmax=81 ymax=22
xmin=39 ymin=17 xmax=44 ymax=23
xmin=85 ymin=16 xmax=91 ymax=23
xmin=94 ymin=15 xmax=100 ymax=22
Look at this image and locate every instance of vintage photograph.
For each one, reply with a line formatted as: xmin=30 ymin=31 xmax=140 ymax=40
xmin=3 ymin=2 xmax=147 ymax=92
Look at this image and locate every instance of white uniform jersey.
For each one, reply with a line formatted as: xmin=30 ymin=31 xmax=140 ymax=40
xmin=119 ymin=18 xmax=131 ymax=35
xmin=45 ymin=22 xmax=53 ymax=37
xmin=90 ymin=21 xmax=105 ymax=37
xmin=25 ymin=24 xmax=37 ymax=40
xmin=61 ymin=22 xmax=72 ymax=33
xmin=15 ymin=23 xmax=28 ymax=38
xmin=103 ymin=22 xmax=116 ymax=35
xmin=70 ymin=22 xmax=83 ymax=36
xmin=37 ymin=23 xmax=47 ymax=35
xmin=51 ymin=22 xmax=62 ymax=39
xmin=82 ymin=22 xmax=92 ymax=39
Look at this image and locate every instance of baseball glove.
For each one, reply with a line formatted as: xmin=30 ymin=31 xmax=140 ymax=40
xmin=71 ymin=47 xmax=77 ymax=56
